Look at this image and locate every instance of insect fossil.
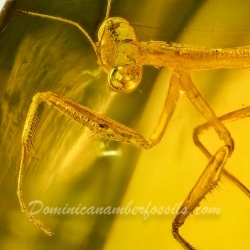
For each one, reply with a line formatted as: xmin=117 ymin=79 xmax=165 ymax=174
xmin=16 ymin=0 xmax=250 ymax=249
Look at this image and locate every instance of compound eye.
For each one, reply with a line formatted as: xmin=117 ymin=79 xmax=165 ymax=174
xmin=108 ymin=64 xmax=142 ymax=93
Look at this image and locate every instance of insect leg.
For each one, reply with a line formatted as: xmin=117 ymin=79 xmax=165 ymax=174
xmin=171 ymin=70 xmax=235 ymax=249
xmin=172 ymin=145 xmax=229 ymax=250
xmin=178 ymin=70 xmax=234 ymax=155
xmin=147 ymin=70 xmax=181 ymax=146
xmin=193 ymin=106 xmax=250 ymax=197
xmin=193 ymin=106 xmax=250 ymax=157
xmin=18 ymin=75 xmax=181 ymax=235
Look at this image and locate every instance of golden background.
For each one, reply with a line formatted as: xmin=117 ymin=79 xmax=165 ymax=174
xmin=0 ymin=0 xmax=250 ymax=249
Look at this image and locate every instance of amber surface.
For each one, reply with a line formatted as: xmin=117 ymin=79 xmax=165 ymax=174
xmin=1 ymin=0 xmax=250 ymax=249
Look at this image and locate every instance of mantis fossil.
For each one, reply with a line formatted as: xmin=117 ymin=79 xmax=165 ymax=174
xmin=14 ymin=0 xmax=250 ymax=249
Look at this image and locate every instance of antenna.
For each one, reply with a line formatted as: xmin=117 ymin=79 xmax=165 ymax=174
xmin=15 ymin=9 xmax=99 ymax=52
